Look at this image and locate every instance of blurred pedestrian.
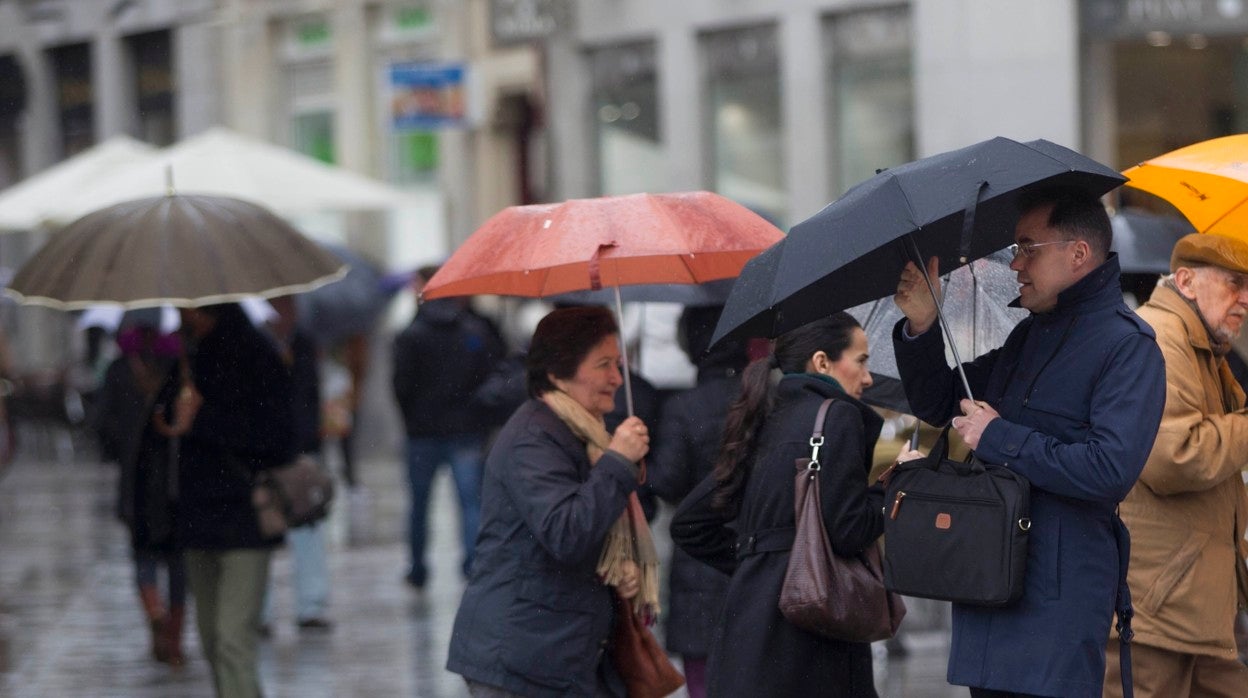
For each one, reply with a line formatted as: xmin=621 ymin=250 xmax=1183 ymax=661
xmin=1103 ymin=233 xmax=1248 ymax=696
xmin=168 ymin=303 xmax=294 ymax=698
xmin=671 ymin=313 xmax=917 ymax=698
xmin=259 ymin=296 xmax=333 ymax=633
xmin=647 ymin=305 xmax=747 ymax=697
xmin=446 ymin=306 xmax=651 ymax=696
xmin=392 ymin=266 xmax=505 ymax=588
xmin=94 ymin=320 xmax=186 ymax=665
xmin=892 ymin=186 xmax=1166 ymax=697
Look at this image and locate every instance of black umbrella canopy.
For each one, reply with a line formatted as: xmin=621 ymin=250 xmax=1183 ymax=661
xmin=712 ymin=137 xmax=1125 ymax=345
xmin=1110 ymin=208 xmax=1193 ymax=274
xmin=547 ymin=278 xmax=736 ymax=307
xmin=295 ymin=244 xmax=394 ymax=343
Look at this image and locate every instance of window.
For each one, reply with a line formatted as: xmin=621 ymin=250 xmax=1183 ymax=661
xmin=127 ymin=30 xmax=175 ymax=146
xmin=703 ymin=25 xmax=786 ymax=227
xmin=589 ymin=42 xmax=662 ymax=195
xmin=49 ymin=43 xmax=93 ymax=157
xmin=827 ymin=7 xmax=914 ymax=194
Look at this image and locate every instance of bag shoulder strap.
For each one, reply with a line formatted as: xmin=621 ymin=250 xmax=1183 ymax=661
xmin=807 ymin=398 xmax=835 ymax=468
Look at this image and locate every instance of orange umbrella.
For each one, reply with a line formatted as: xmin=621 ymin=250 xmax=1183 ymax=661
xmin=1123 ymin=134 xmax=1248 ymax=237
xmin=421 ymin=190 xmax=784 ymax=411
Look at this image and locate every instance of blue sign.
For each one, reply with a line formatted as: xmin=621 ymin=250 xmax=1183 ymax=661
xmin=389 ymin=62 xmax=468 ymax=130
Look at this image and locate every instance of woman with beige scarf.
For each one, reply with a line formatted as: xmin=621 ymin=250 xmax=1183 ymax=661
xmin=447 ymin=306 xmax=657 ymax=697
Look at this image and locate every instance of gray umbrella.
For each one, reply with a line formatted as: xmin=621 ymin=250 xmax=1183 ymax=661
xmin=1109 ymin=208 xmax=1193 ymax=274
xmin=4 ymin=194 xmax=346 ymax=310
xmin=295 ymin=244 xmax=393 ymax=344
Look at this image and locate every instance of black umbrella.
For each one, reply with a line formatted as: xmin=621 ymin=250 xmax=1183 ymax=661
xmin=1109 ymin=208 xmax=1193 ymax=274
xmin=295 ymin=244 xmax=393 ymax=344
xmin=547 ymin=278 xmax=736 ymax=307
xmin=712 ymin=137 xmax=1124 ymax=346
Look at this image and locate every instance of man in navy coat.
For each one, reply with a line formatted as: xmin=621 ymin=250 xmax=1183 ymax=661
xmin=892 ymin=186 xmax=1166 ymax=697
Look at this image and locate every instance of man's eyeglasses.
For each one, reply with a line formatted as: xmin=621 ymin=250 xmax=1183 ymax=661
xmin=1007 ymin=240 xmax=1076 ymax=260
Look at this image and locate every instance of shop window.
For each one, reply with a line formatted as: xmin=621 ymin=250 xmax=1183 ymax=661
xmin=589 ymin=42 xmax=661 ymax=196
xmin=826 ymin=6 xmax=913 ymax=195
xmin=284 ymin=58 xmax=336 ymax=164
xmin=127 ymin=30 xmax=175 ymax=146
xmin=702 ymin=25 xmax=786 ymax=228
xmin=0 ymin=54 xmax=25 ymax=188
xmin=49 ymin=42 xmax=93 ymax=158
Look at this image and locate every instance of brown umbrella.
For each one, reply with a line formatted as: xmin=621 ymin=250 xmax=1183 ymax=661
xmin=4 ymin=193 xmax=346 ymax=310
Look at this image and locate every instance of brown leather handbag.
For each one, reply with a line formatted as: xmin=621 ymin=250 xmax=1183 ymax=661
xmin=610 ymin=592 xmax=685 ymax=698
xmin=779 ymin=398 xmax=906 ymax=642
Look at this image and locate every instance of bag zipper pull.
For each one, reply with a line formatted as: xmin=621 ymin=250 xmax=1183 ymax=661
xmin=889 ymin=491 xmax=907 ymax=520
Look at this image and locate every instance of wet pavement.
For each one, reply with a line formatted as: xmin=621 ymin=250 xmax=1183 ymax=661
xmin=0 ymin=437 xmax=963 ymax=698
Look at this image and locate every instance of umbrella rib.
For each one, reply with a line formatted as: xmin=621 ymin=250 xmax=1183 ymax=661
xmin=1198 ymin=194 xmax=1248 ymax=233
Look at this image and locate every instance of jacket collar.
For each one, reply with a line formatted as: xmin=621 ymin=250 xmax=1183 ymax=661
xmin=777 ymin=373 xmax=884 ymax=445
xmin=1009 ymin=252 xmax=1125 ymax=320
xmin=1145 ymin=282 xmax=1213 ymax=354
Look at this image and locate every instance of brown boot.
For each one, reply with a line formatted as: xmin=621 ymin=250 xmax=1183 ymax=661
xmin=160 ymin=605 xmax=186 ymax=667
xmin=137 ymin=585 xmax=167 ymax=662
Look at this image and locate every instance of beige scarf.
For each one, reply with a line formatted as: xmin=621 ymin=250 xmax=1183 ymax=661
xmin=541 ymin=390 xmax=661 ymax=621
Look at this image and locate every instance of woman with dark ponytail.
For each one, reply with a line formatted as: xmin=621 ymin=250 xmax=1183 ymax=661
xmin=671 ymin=312 xmax=922 ymax=697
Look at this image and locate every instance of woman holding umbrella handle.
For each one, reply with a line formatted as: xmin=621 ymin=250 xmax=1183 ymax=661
xmin=447 ymin=306 xmax=660 ymax=697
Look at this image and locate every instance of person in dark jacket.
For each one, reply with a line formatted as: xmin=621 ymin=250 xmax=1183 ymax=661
xmin=95 ymin=322 xmax=186 ymax=665
xmin=392 ymin=266 xmax=506 ymax=588
xmin=892 ymin=186 xmax=1167 ymax=698
xmin=167 ymin=303 xmax=294 ymax=698
xmin=447 ymin=306 xmax=651 ymax=697
xmin=260 ymin=295 xmax=332 ymax=632
xmin=647 ymin=305 xmax=748 ymax=697
xmin=671 ymin=312 xmax=922 ymax=698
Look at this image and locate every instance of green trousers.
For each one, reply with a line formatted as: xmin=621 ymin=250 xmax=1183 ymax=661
xmin=185 ymin=548 xmax=271 ymax=698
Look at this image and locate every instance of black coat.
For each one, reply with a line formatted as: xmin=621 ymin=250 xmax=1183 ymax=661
xmin=446 ymin=399 xmax=639 ymax=697
xmin=392 ymin=299 xmax=506 ymax=438
xmin=671 ymin=374 xmax=884 ymax=698
xmin=892 ymin=254 xmax=1165 ymax=697
xmin=99 ymin=355 xmax=180 ymax=554
xmin=648 ymin=369 xmax=739 ymax=656
xmin=179 ymin=310 xmax=295 ymax=550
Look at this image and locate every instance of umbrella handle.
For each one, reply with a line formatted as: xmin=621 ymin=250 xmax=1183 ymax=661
xmin=903 ymin=234 xmax=977 ymax=403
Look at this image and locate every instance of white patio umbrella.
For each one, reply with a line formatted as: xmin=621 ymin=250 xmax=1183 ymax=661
xmin=0 ymin=136 xmax=157 ymax=231
xmin=46 ymin=127 xmax=412 ymax=225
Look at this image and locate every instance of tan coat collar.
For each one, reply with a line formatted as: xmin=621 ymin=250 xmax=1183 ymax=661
xmin=1147 ymin=283 xmax=1212 ymax=353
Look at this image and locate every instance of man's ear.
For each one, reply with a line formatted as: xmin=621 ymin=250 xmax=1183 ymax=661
xmin=1072 ymin=239 xmax=1091 ymax=268
xmin=1173 ymin=267 xmax=1199 ymax=300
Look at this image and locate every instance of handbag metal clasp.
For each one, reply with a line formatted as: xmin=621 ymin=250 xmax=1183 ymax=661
xmin=808 ymin=435 xmax=824 ymax=470
xmin=1018 ymin=518 xmax=1031 ymax=532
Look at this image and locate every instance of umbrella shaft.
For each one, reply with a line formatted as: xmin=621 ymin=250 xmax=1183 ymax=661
xmin=614 ymin=285 xmax=635 ymax=417
xmin=904 ymin=235 xmax=976 ymax=402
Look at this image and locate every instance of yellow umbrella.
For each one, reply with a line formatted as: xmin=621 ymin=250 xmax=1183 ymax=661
xmin=1123 ymin=134 xmax=1248 ymax=237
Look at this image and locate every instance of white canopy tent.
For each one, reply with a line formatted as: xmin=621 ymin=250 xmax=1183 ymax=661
xmin=47 ymin=127 xmax=413 ymax=225
xmin=0 ymin=136 xmax=157 ymax=231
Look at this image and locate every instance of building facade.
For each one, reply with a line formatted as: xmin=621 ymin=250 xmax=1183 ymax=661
xmin=2 ymin=0 xmax=1248 ymax=368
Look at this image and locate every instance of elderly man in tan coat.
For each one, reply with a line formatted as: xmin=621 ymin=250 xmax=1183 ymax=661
xmin=1104 ymin=233 xmax=1248 ymax=697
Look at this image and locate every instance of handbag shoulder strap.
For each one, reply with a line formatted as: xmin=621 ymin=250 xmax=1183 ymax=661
xmin=807 ymin=399 xmax=835 ymax=469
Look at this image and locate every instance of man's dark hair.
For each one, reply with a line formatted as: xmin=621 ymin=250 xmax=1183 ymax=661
xmin=525 ymin=306 xmax=619 ymax=397
xmin=1017 ymin=185 xmax=1113 ymax=261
